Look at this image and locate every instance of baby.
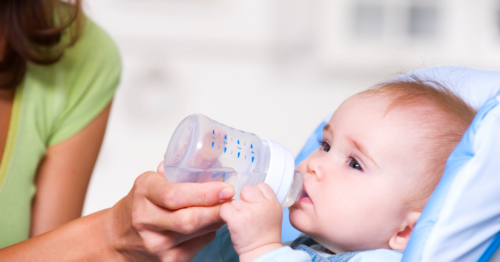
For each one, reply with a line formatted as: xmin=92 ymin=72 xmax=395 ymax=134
xmin=219 ymin=78 xmax=476 ymax=261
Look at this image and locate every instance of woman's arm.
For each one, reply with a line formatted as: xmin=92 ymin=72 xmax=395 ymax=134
xmin=1 ymin=171 xmax=235 ymax=261
xmin=6 ymin=209 xmax=117 ymax=261
xmin=30 ymin=101 xmax=112 ymax=236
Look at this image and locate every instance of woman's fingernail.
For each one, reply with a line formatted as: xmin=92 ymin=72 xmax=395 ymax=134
xmin=219 ymin=188 xmax=234 ymax=200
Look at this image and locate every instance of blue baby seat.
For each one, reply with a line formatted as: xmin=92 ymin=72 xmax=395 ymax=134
xmin=286 ymin=66 xmax=500 ymax=261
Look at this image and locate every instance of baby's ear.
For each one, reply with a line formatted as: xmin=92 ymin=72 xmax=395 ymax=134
xmin=388 ymin=211 xmax=421 ymax=250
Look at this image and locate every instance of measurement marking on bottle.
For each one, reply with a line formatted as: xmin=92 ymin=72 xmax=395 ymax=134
xmin=211 ymin=142 xmax=214 ymax=147
xmin=212 ymin=172 xmax=226 ymax=182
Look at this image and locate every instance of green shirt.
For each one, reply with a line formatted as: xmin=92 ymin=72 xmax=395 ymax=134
xmin=0 ymin=17 xmax=121 ymax=248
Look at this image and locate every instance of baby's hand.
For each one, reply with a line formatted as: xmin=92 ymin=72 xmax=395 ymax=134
xmin=220 ymin=183 xmax=283 ymax=262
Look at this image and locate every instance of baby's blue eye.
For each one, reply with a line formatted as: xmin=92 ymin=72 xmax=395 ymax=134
xmin=348 ymin=158 xmax=362 ymax=171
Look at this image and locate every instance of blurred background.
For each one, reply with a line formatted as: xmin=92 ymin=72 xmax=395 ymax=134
xmin=81 ymin=0 xmax=500 ymax=239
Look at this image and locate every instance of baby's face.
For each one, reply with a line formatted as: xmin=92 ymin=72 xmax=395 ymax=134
xmin=289 ymin=94 xmax=424 ymax=253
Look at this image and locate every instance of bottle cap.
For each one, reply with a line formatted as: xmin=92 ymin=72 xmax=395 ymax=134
xmin=262 ymin=138 xmax=296 ymax=204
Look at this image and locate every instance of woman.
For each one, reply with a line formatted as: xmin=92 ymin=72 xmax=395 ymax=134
xmin=0 ymin=0 xmax=118 ymax=246
xmin=1 ymin=1 xmax=233 ymax=260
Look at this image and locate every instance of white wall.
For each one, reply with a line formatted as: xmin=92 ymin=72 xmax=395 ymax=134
xmin=317 ymin=0 xmax=500 ymax=74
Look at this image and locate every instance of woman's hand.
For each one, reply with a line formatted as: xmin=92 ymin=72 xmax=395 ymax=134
xmin=105 ymin=162 xmax=235 ymax=261
xmin=220 ymin=183 xmax=283 ymax=262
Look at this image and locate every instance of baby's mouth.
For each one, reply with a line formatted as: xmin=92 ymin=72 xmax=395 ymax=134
xmin=298 ymin=186 xmax=313 ymax=205
xmin=300 ymin=190 xmax=309 ymax=199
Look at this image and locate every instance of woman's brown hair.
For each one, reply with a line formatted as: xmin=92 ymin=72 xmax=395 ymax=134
xmin=0 ymin=0 xmax=83 ymax=90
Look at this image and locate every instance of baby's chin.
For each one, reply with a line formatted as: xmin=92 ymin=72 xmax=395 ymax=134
xmin=288 ymin=205 xmax=315 ymax=234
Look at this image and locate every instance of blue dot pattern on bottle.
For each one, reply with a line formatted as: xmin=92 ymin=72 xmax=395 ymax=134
xmin=238 ymin=152 xmax=240 ymax=158
xmin=237 ymin=140 xmax=240 ymax=144
xmin=213 ymin=129 xmax=215 ymax=135
xmin=212 ymin=142 xmax=214 ymax=147
xmin=211 ymin=172 xmax=226 ymax=182
xmin=252 ymin=156 xmax=254 ymax=162
xmin=251 ymin=144 xmax=253 ymax=149
xmin=224 ymin=147 xmax=227 ymax=153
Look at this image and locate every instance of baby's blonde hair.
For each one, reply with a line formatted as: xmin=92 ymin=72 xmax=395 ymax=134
xmin=361 ymin=77 xmax=476 ymax=210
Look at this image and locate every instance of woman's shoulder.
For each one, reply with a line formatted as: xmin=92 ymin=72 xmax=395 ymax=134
xmin=22 ymin=15 xmax=121 ymax=146
xmin=26 ymin=15 xmax=121 ymax=91
xmin=60 ymin=16 xmax=121 ymax=81
xmin=75 ymin=16 xmax=120 ymax=60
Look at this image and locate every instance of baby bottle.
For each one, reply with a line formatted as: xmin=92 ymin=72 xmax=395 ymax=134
xmin=164 ymin=114 xmax=303 ymax=208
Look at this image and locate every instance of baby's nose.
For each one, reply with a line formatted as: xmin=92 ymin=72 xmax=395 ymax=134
xmin=305 ymin=159 xmax=326 ymax=181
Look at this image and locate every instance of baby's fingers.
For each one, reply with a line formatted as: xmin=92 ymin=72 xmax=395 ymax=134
xmin=229 ymin=199 xmax=246 ymax=211
xmin=256 ymin=183 xmax=279 ymax=202
xmin=240 ymin=184 xmax=267 ymax=203
xmin=220 ymin=202 xmax=238 ymax=223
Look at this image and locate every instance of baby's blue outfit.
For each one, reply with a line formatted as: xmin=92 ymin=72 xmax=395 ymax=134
xmin=192 ymin=225 xmax=402 ymax=262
